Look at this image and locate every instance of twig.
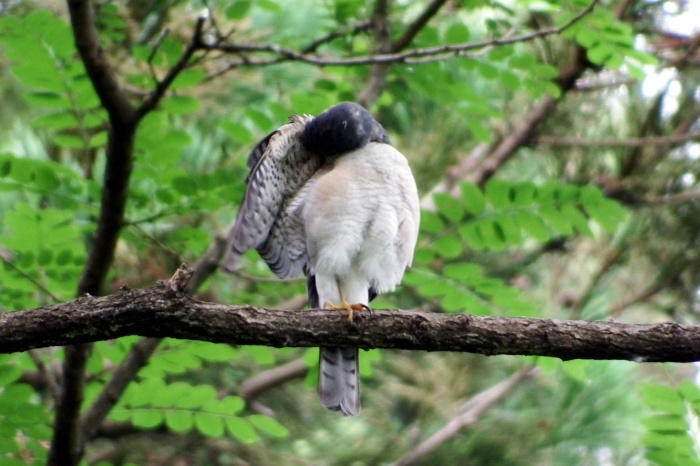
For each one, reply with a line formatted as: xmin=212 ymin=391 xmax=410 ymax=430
xmin=534 ymin=131 xmax=700 ymax=147
xmin=204 ymin=0 xmax=598 ymax=69
xmin=135 ymin=14 xmax=207 ymax=120
xmin=391 ymin=367 xmax=538 ymax=466
xmin=300 ymin=20 xmax=372 ymax=54
xmin=393 ymin=0 xmax=449 ymax=52
xmin=27 ymin=349 xmax=62 ymax=404
xmin=0 ymin=255 xmax=62 ymax=303
xmin=146 ymin=28 xmax=171 ymax=84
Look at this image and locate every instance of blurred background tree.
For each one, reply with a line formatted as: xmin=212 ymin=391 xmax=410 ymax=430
xmin=1 ymin=0 xmax=699 ymax=464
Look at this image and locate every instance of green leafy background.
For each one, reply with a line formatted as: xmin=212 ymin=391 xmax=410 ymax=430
xmin=0 ymin=1 xmax=698 ymax=465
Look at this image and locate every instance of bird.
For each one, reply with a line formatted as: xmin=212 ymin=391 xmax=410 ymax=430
xmin=224 ymin=102 xmax=420 ymax=416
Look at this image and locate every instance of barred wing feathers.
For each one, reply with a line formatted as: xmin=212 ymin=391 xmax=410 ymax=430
xmin=224 ymin=114 xmax=320 ymax=278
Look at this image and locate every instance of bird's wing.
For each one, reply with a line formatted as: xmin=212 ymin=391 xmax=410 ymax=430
xmin=224 ymin=114 xmax=320 ymax=278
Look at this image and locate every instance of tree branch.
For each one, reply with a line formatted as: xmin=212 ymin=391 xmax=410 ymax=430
xmin=391 ymin=366 xmax=538 ymax=466
xmin=54 ymin=1 xmax=140 ymax=464
xmin=135 ymin=14 xmax=206 ymax=120
xmin=3 ymin=270 xmax=700 ymax=363
xmin=356 ymin=0 xmax=392 ymax=108
xmin=392 ymin=0 xmax=449 ymax=52
xmin=534 ymin=131 xmax=700 ymax=147
xmin=203 ymin=0 xmax=597 ymax=68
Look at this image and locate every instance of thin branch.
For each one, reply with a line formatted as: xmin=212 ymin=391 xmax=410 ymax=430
xmin=4 ymin=271 xmax=700 ymax=362
xmin=0 ymin=255 xmax=62 ymax=303
xmin=27 ymin=350 xmax=62 ymax=404
xmin=300 ymin=20 xmax=372 ymax=54
xmin=79 ymin=337 xmax=161 ymax=444
xmin=391 ymin=366 xmax=538 ymax=466
xmin=534 ymin=132 xmax=700 ymax=147
xmin=239 ymin=359 xmax=308 ymax=415
xmin=146 ymin=28 xmax=171 ymax=85
xmin=135 ymin=14 xmax=206 ymax=120
xmin=392 ymin=0 xmax=449 ymax=52
xmin=643 ymin=189 xmax=700 ymax=205
xmin=204 ymin=0 xmax=598 ymax=68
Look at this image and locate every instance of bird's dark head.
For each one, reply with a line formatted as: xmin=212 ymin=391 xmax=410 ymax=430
xmin=301 ymin=102 xmax=389 ymax=159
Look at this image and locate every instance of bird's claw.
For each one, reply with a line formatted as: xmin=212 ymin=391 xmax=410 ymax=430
xmin=323 ymin=301 xmax=371 ymax=322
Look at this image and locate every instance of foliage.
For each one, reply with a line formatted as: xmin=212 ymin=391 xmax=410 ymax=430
xmin=0 ymin=0 xmax=698 ymax=464
xmin=641 ymin=381 xmax=700 ymax=466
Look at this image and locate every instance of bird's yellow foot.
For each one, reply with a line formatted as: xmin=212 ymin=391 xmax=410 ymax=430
xmin=324 ymin=299 xmax=370 ymax=322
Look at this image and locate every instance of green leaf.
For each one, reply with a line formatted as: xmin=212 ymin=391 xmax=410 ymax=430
xmin=538 ymin=206 xmax=572 ymax=236
xmin=89 ymin=131 xmax=108 ymax=148
xmin=459 ymin=223 xmax=486 ymax=250
xmin=162 ymin=95 xmax=200 ymax=114
xmin=582 ymin=198 xmax=626 ymax=232
xmin=485 ymin=179 xmax=512 ymax=208
xmin=515 ymin=210 xmax=550 ymax=242
xmin=561 ymin=359 xmax=588 ymax=382
xmin=31 ymin=113 xmax=78 ymax=130
xmin=131 ymin=410 xmax=163 ymax=429
xmin=476 ymin=220 xmax=506 ymax=251
xmin=225 ymin=0 xmax=252 ymax=19
xmin=420 ymin=210 xmax=444 ymax=234
xmin=226 ymin=417 xmax=258 ymax=443
xmin=475 ymin=61 xmax=498 ymax=79
xmin=460 ymin=183 xmax=485 ymax=214
xmin=189 ymin=342 xmax=239 ymax=362
xmin=509 ymin=53 xmax=536 ymax=70
xmin=241 ymin=346 xmax=276 ymax=365
xmin=442 ymin=263 xmax=483 ymax=281
xmin=444 ymin=23 xmax=470 ymax=44
xmin=172 ymin=176 xmax=197 ymax=196
xmin=433 ymin=192 xmax=464 ymax=223
xmin=195 ymin=412 xmax=225 ymax=438
xmin=54 ymin=134 xmax=85 ymax=148
xmin=218 ymin=396 xmax=245 ymax=416
xmin=493 ymin=215 xmax=523 ymax=246
xmin=432 ymin=235 xmax=462 ymax=258
xmin=499 ymin=70 xmax=520 ymax=91
xmin=641 ymin=414 xmax=688 ymax=433
xmin=247 ymin=414 xmax=289 ymax=438
xmin=165 ymin=410 xmax=193 ymax=433
xmin=512 ymin=182 xmax=536 ymax=206
xmin=170 ymin=69 xmax=206 ymax=90
xmin=560 ymin=204 xmax=593 ymax=237
xmin=679 ymin=381 xmax=700 ymax=403
xmin=465 ymin=118 xmax=491 ymax=142
xmin=257 ymin=0 xmax=283 ymax=13
xmin=24 ymin=91 xmax=71 ymax=109
xmin=640 ymin=383 xmax=685 ymax=415
xmin=588 ymin=43 xmax=614 ymax=65
xmin=0 ymin=365 xmax=22 ymax=385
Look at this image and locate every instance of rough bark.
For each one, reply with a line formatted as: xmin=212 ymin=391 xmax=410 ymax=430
xmin=2 ymin=272 xmax=699 ymax=363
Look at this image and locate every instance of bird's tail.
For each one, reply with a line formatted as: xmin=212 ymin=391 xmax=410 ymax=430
xmin=318 ymin=346 xmax=360 ymax=416
xmin=307 ymin=273 xmax=361 ymax=416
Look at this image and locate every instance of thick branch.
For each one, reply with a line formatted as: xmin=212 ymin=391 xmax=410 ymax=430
xmin=56 ymin=2 xmax=140 ymax=464
xmin=67 ymin=0 xmax=134 ymax=124
xmin=3 ymin=279 xmax=700 ymax=363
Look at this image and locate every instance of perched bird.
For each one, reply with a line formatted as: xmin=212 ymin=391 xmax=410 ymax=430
xmin=224 ymin=102 xmax=420 ymax=416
